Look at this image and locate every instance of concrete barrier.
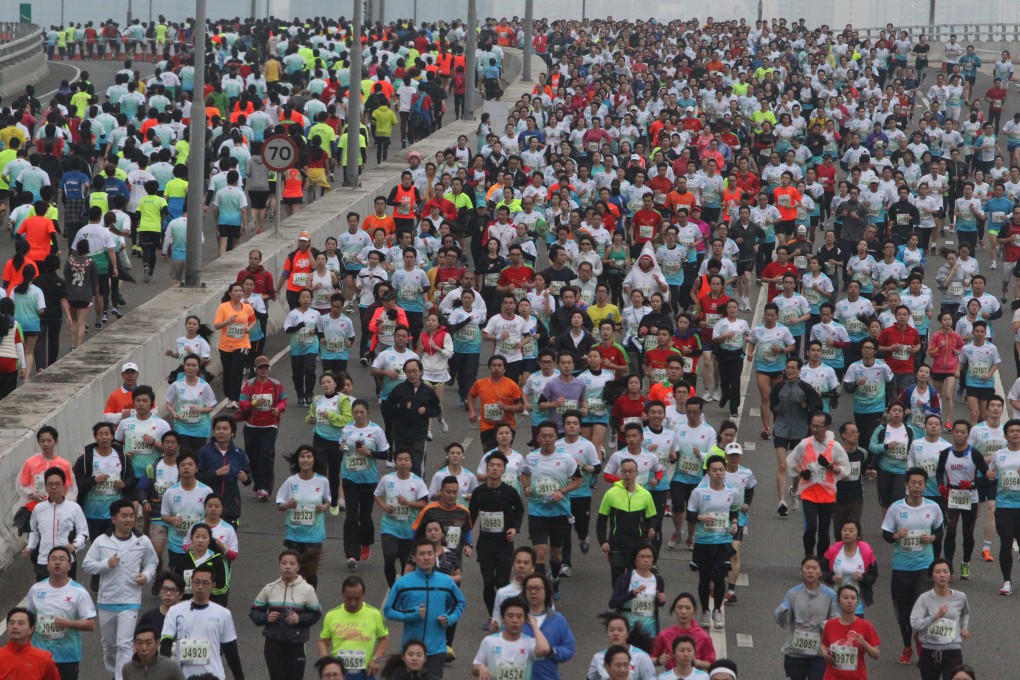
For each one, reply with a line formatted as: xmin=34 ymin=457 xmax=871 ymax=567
xmin=0 ymin=47 xmax=546 ymax=571
xmin=0 ymin=24 xmax=47 ymax=100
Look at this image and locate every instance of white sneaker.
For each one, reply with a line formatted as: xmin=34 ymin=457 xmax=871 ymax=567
xmin=713 ymin=387 xmax=722 ymax=401
xmin=789 ymin=485 xmax=801 ymax=511
xmin=712 ymin=610 xmax=725 ymax=629
xmin=991 ymin=260 xmax=998 ymax=270
xmin=703 ymin=389 xmax=717 ymax=402
xmin=700 ymin=611 xmax=712 ymax=628
xmin=440 ymin=418 xmax=449 ymax=433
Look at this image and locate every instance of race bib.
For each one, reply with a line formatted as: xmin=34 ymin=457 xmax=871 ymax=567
xmin=820 ymin=345 xmax=836 ymax=361
xmin=632 ymin=593 xmax=655 ymax=616
xmin=251 ymin=393 xmax=273 ymax=410
xmin=662 ymin=261 xmax=681 ymax=276
xmin=499 ymin=340 xmax=518 ymax=355
xmin=479 ymin=511 xmax=505 ymax=533
xmin=678 ymin=453 xmax=701 ymax=477
xmin=496 ymin=664 xmax=527 ymax=680
xmin=910 ymin=309 xmax=926 ymax=327
xmin=892 ymin=348 xmax=911 ymax=361
xmin=556 ymin=399 xmax=578 ymax=415
xmin=33 ymin=473 xmax=45 ymax=496
xmin=336 ymin=649 xmax=366 ymax=671
xmin=226 ymin=323 xmax=246 ymax=339
xmin=587 ymin=397 xmax=606 ymax=416
xmin=791 ymin=629 xmax=820 ymax=655
xmin=805 ymin=288 xmax=821 ymax=305
xmin=179 ymin=638 xmax=211 ymax=666
xmin=848 ymin=461 xmax=862 ymax=480
xmin=845 ymin=317 xmax=865 ymax=334
xmin=390 ymin=498 xmax=411 ymax=520
xmin=316 ymin=406 xmax=332 ymax=425
xmin=290 ymin=504 xmax=316 ymax=526
xmin=682 ymin=356 xmax=693 ymax=373
xmin=643 ymin=335 xmax=658 ymax=351
xmin=324 ymin=336 xmax=348 ymax=352
xmin=291 ymin=272 xmax=309 ymax=287
xmin=947 ymin=282 xmax=963 ymax=296
xmin=458 ymin=325 xmax=479 ymax=341
xmin=534 ymin=477 xmax=559 ymax=497
xmin=484 ymin=403 xmax=504 ymax=422
xmin=897 ymin=213 xmax=911 ymax=225
xmin=705 ymin=313 xmax=720 ymax=327
xmin=901 ymin=529 xmax=926 ymax=551
xmin=948 ymin=488 xmax=973 ymax=510
xmin=445 ymin=525 xmax=462 ymax=548
xmin=1000 ymin=469 xmax=1020 ymax=491
xmin=512 ymin=287 xmax=527 ymax=301
xmin=859 ymin=381 xmax=879 ymax=397
xmin=484 ymin=273 xmax=500 ymax=287
xmin=927 ymin=618 xmax=958 ymax=645
xmin=346 ymin=454 xmax=369 ymax=472
xmin=313 ymin=289 xmax=332 ymax=307
xmin=704 ymin=512 xmax=729 ymax=533
xmin=95 ymin=474 xmax=119 ymax=495
xmin=886 ymin=441 xmax=907 ymax=460
xmin=650 ymin=368 xmax=667 ymax=383
xmin=639 ymin=224 xmax=654 ymax=239
xmin=176 ymin=406 xmax=201 ymax=424
xmin=830 ymin=644 xmax=858 ymax=671
xmin=794 ymin=255 xmax=808 ymax=269
xmin=36 ymin=616 xmax=65 ymax=640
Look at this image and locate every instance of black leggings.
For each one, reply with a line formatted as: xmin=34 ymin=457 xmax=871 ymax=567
xmin=891 ymin=569 xmax=929 ymax=647
xmin=561 ymin=496 xmax=591 ymax=566
xmin=996 ymin=506 xmax=1020 ymax=581
xmin=477 ymin=538 xmax=513 ymax=616
xmin=342 ymin=480 xmax=376 ymax=560
xmin=35 ymin=317 xmax=62 ymax=369
xmin=219 ymin=348 xmax=248 ymax=401
xmin=264 ymin=638 xmax=306 ymax=680
xmin=382 ymin=534 xmax=413 ymax=586
xmin=801 ymin=500 xmax=833 ymax=558
xmin=717 ymin=349 xmax=743 ymax=412
xmin=698 ymin=563 xmax=727 ymax=614
xmin=918 ymin=646 xmax=963 ymax=680
xmin=944 ymin=505 xmax=977 ymax=564
xmin=313 ymin=433 xmax=343 ymax=507
xmin=290 ymin=353 xmax=317 ymax=401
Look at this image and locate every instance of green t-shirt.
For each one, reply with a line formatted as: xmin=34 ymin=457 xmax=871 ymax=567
xmin=137 ymin=194 xmax=167 ymax=232
xmin=318 ymin=604 xmax=389 ymax=669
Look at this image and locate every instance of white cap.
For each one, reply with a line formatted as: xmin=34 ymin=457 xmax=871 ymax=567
xmin=121 ymin=362 xmax=139 ymax=373
xmin=724 ymin=442 xmax=743 ymax=456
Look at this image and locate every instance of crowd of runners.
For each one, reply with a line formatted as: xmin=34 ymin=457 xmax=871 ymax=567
xmin=4 ymin=9 xmax=1020 ymax=680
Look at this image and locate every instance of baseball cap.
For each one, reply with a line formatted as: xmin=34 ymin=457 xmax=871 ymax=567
xmin=254 ymin=356 xmax=271 ymax=368
xmin=725 ymin=442 xmax=743 ymax=456
xmin=122 ymin=362 xmax=139 ymax=373
xmin=630 ymin=154 xmax=641 ymax=161
xmin=298 ymin=231 xmax=311 ymax=241
xmin=796 ymin=225 xmax=808 ymax=235
xmin=685 ymin=106 xmax=695 ymax=112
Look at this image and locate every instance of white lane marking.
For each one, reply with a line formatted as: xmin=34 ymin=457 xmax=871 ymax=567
xmin=461 ymin=437 xmax=473 ymax=451
xmin=741 ymin=442 xmax=757 ymax=451
xmin=709 ymin=625 xmax=728 ymax=659
xmin=39 ymin=62 xmax=82 ymax=101
xmin=736 ymin=573 xmax=749 ymax=586
xmin=736 ymin=633 xmax=754 ymax=647
xmin=748 ymin=408 xmax=760 ymax=417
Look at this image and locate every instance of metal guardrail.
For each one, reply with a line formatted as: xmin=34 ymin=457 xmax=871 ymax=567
xmin=856 ymin=23 xmax=1020 ymax=43
xmin=0 ymin=23 xmax=43 ymax=64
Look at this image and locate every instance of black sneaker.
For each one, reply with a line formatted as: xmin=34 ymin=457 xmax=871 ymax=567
xmin=94 ymin=321 xmax=104 ymax=330
xmin=359 ymin=357 xmax=369 ymax=367
xmin=778 ymin=501 xmax=789 ymax=518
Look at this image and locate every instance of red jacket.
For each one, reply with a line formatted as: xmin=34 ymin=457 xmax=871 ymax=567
xmin=238 ymin=376 xmax=287 ymax=428
xmin=237 ymin=265 xmax=276 ymax=299
xmin=0 ymin=641 xmax=60 ymax=680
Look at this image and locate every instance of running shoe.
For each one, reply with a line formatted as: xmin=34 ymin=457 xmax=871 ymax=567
xmin=559 ymin=564 xmax=572 ymax=578
xmin=445 ymin=646 xmax=456 ymax=663
xmin=359 ymin=357 xmax=369 ymax=367
xmin=440 ymin=418 xmax=449 ymax=433
xmin=725 ymin=590 xmax=737 ymax=605
xmin=685 ymin=538 xmax=694 ymax=551
xmin=712 ymin=610 xmax=725 ymax=630
xmin=255 ymin=490 xmax=269 ymax=503
xmin=789 ymin=485 xmax=801 ymax=511
xmin=579 ymin=540 xmax=590 ymax=555
xmin=898 ymin=647 xmax=912 ymax=664
xmin=1001 ymin=581 xmax=1013 ymax=596
xmin=361 ymin=546 xmax=371 ymax=561
xmin=991 ymin=259 xmax=998 ymax=270
xmin=778 ymin=501 xmax=789 ymax=518
xmin=336 ymin=499 xmax=346 ymax=511
xmin=960 ymin=562 xmax=970 ymax=580
xmin=329 ymin=504 xmax=340 ymax=516
xmin=668 ymin=534 xmax=682 ymax=549
xmin=111 ymin=307 xmax=123 ymax=319
xmin=346 ymin=558 xmax=357 ymax=570
xmin=983 ymin=548 xmax=995 ymax=562
xmin=760 ymin=426 xmax=771 ymax=440
xmin=700 ymin=611 xmax=712 ymax=628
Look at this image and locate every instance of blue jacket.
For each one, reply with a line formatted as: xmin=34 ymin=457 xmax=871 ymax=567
xmin=523 ymin=611 xmax=575 ymax=680
xmin=383 ymin=567 xmax=465 ymax=655
xmin=196 ymin=440 xmax=251 ymax=521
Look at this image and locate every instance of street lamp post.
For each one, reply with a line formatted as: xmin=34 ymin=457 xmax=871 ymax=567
xmin=346 ymin=0 xmax=363 ymax=187
xmin=464 ymin=0 xmax=477 ymax=120
xmin=185 ymin=0 xmax=207 ymax=287
xmin=523 ymin=0 xmax=533 ymax=82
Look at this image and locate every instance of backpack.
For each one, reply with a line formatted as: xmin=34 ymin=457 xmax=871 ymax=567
xmin=410 ymin=92 xmax=433 ymax=129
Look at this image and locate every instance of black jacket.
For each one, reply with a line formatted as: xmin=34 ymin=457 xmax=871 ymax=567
xmin=387 ymin=381 xmax=442 ymax=441
xmin=468 ymin=482 xmax=524 ymax=539
xmin=73 ymin=443 xmax=138 ymax=504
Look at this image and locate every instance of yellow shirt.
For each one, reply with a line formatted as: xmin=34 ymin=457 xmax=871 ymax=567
xmin=371 ymin=106 xmax=398 ymax=137
xmin=264 ymin=59 xmax=281 ymax=82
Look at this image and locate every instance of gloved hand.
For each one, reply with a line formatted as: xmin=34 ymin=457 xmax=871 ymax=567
xmin=959 ymin=480 xmax=973 ymax=490
xmin=800 ymin=469 xmax=812 ymax=481
xmin=817 ymin=455 xmax=831 ymax=468
xmin=939 ymin=484 xmax=950 ymax=500
xmin=387 ymin=309 xmax=398 ymax=320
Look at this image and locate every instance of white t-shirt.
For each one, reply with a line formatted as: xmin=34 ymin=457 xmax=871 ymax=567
xmin=161 ymin=600 xmax=238 ymax=678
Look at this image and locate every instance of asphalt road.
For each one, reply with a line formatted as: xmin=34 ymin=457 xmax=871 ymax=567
xmin=2 ymin=59 xmax=1020 ymax=680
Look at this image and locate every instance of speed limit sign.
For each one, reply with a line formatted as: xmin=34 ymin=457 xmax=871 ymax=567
xmin=261 ymin=135 xmax=298 ymax=172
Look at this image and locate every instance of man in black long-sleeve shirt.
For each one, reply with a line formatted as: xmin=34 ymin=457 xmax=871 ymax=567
xmin=387 ymin=359 xmax=442 ymax=476
xmin=469 ymin=451 xmax=524 ymax=616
